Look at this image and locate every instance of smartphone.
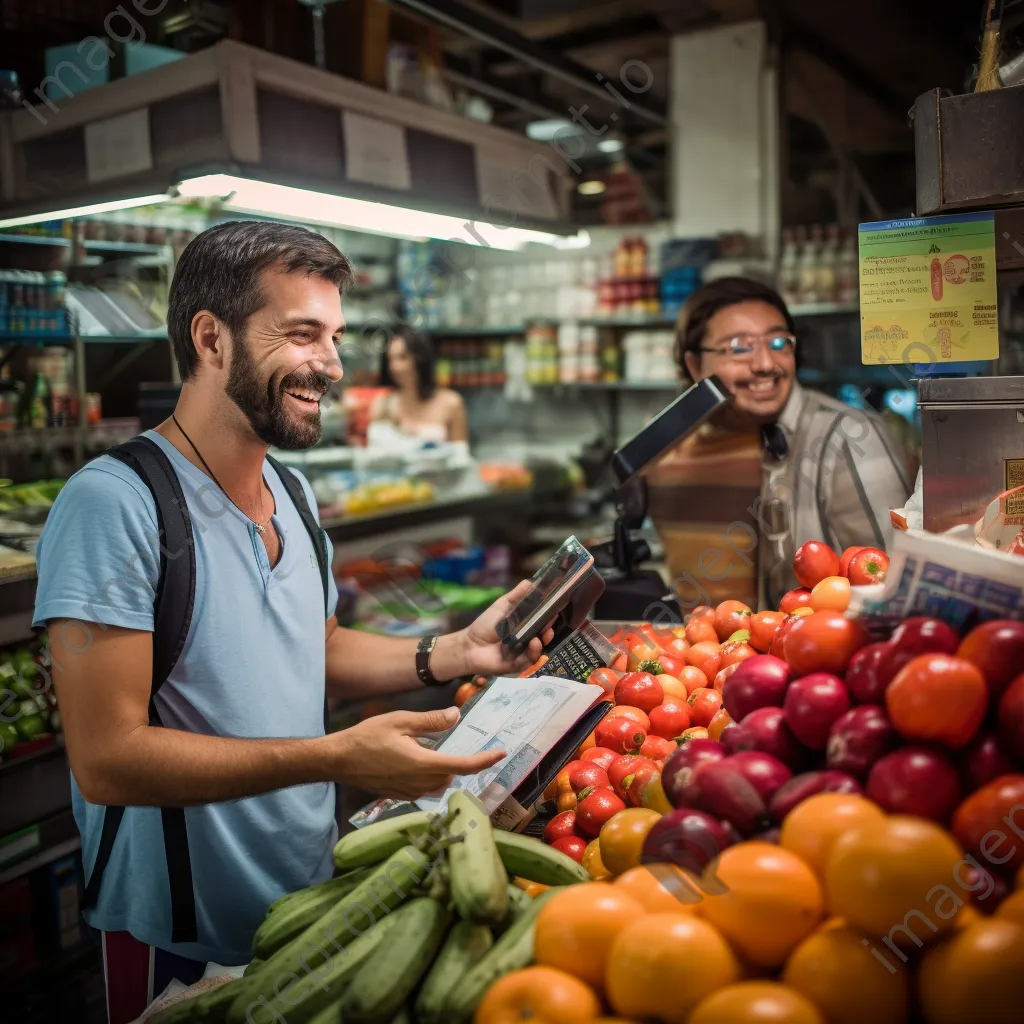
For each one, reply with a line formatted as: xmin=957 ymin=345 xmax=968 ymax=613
xmin=610 ymin=375 xmax=731 ymax=484
xmin=496 ymin=536 xmax=595 ymax=657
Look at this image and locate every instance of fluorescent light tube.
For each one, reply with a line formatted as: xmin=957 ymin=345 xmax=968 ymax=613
xmin=0 ymin=194 xmax=170 ymax=229
xmin=175 ymin=174 xmax=586 ymax=251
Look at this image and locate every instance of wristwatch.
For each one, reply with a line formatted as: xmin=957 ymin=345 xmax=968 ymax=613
xmin=416 ymin=634 xmax=443 ymax=686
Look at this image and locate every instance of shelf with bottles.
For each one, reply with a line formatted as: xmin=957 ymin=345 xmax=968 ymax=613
xmin=0 ymin=232 xmax=174 ymax=259
xmin=779 ymin=224 xmax=860 ymax=310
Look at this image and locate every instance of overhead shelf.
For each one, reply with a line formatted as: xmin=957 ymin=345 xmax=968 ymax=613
xmin=0 ymin=233 xmax=172 ymax=257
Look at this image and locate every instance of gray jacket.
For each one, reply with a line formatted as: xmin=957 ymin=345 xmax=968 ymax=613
xmin=754 ymin=382 xmax=913 ymax=608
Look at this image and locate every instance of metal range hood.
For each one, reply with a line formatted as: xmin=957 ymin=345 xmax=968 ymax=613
xmin=0 ymin=40 xmax=580 ymax=248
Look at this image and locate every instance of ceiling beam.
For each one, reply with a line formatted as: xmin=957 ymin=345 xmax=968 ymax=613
xmin=387 ymin=0 xmax=668 ymax=124
xmin=781 ymin=17 xmax=913 ymax=121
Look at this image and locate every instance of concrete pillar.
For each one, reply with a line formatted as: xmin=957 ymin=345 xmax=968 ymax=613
xmin=668 ymin=20 xmax=780 ymax=258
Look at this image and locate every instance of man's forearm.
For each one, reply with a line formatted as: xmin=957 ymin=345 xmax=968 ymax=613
xmin=325 ymin=624 xmax=467 ymax=700
xmin=78 ymin=726 xmax=341 ymax=807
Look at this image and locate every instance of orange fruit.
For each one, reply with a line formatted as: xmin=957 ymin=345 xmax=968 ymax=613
xmin=534 ymin=883 xmax=643 ymax=991
xmin=700 ymin=841 xmax=824 ymax=967
xmin=474 ymin=965 xmax=601 ymax=1024
xmin=918 ymin=919 xmax=1024 ymax=1024
xmin=782 ymin=921 xmax=910 ymax=1024
xmin=654 ymin=674 xmax=688 ymax=701
xmin=708 ymin=707 xmax=733 ymax=740
xmin=688 ymin=981 xmax=825 ymax=1024
xmin=605 ymin=913 xmax=739 ymax=1022
xmin=582 ymin=838 xmax=611 ymax=880
xmin=809 ymin=576 xmax=851 ymax=613
xmin=996 ymin=889 xmax=1024 ymax=924
xmin=598 ymin=807 xmax=661 ymax=877
xmin=824 ymin=815 xmax=964 ymax=940
xmin=779 ymin=793 xmax=885 ymax=877
xmin=613 ymin=863 xmax=703 ymax=914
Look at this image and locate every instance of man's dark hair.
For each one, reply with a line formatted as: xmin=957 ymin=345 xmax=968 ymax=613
xmin=166 ymin=220 xmax=354 ymax=380
xmin=378 ymin=327 xmax=437 ymax=401
xmin=675 ymin=276 xmax=795 ymax=373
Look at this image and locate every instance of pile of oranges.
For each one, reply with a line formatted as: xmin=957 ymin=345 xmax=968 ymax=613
xmin=482 ymin=795 xmax=1024 ymax=1024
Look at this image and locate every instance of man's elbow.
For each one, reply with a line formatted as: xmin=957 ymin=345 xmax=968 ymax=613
xmin=71 ymin=753 xmax=133 ymax=806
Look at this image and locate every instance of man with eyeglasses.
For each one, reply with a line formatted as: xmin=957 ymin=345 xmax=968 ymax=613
xmin=647 ymin=276 xmax=912 ymax=611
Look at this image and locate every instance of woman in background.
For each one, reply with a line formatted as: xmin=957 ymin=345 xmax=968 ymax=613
xmin=372 ymin=327 xmax=468 ymax=443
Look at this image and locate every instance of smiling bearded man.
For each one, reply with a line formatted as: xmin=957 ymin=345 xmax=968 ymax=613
xmin=647 ymin=276 xmax=912 ymax=612
xmin=32 ymin=220 xmax=552 ymax=1023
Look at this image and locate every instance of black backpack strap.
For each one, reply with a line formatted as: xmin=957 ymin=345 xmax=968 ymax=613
xmin=266 ymin=455 xmax=330 ymax=615
xmin=267 ymin=455 xmax=332 ymax=735
xmin=82 ymin=437 xmax=199 ymax=945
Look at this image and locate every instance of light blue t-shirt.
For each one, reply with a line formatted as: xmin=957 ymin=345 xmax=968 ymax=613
xmin=33 ymin=430 xmax=340 ymax=965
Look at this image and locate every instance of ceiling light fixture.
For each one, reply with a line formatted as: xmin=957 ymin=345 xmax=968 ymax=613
xmin=525 ymin=118 xmax=580 ymax=141
xmin=0 ymin=194 xmax=171 ymax=229
xmin=577 ymin=180 xmax=606 ymax=196
xmin=175 ymin=174 xmax=587 ymax=251
xmin=597 ymin=138 xmax=625 ymax=154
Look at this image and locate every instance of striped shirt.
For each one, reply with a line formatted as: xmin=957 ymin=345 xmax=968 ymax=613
xmin=646 ymin=424 xmax=762 ymax=611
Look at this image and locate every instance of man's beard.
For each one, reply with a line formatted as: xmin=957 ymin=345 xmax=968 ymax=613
xmin=226 ymin=338 xmax=331 ymax=450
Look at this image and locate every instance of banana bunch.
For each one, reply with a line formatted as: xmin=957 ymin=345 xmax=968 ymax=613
xmin=152 ymin=793 xmax=587 ymax=1024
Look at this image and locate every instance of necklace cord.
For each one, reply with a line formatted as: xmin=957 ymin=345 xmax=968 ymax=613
xmin=171 ymin=414 xmax=269 ymax=533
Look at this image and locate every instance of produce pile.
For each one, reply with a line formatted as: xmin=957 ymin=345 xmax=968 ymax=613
xmin=0 ymin=638 xmax=60 ymax=759
xmin=151 ymin=792 xmax=588 ymax=1024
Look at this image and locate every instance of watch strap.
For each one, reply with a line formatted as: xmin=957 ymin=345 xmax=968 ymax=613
xmin=416 ymin=634 xmax=441 ymax=686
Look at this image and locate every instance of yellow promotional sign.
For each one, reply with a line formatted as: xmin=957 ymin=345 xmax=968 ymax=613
xmin=858 ymin=212 xmax=999 ymax=365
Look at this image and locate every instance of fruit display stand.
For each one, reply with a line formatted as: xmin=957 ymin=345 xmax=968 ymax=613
xmin=123 ymin=525 xmax=1024 ymax=1023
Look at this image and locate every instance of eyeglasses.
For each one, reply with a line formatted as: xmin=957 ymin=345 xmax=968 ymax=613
xmin=699 ymin=332 xmax=797 ymax=359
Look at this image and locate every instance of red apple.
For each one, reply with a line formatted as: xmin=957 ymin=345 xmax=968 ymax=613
xmin=686 ymin=761 xmax=771 ymax=835
xmin=642 ymin=808 xmax=737 ymax=876
xmin=844 ymin=642 xmax=891 ymax=704
xmin=721 ymin=706 xmax=808 ymax=770
xmin=825 ymin=705 xmax=900 ymax=778
xmin=720 ymin=654 xmax=792 ymax=722
xmin=783 ymin=672 xmax=852 ymax=750
xmin=721 ymin=750 xmax=793 ymax=802
xmin=961 ymin=731 xmax=1016 ymax=790
xmin=998 ymin=673 xmax=1024 ymax=761
xmin=768 ymin=770 xmax=863 ymax=819
xmin=660 ymin=738 xmax=725 ymax=808
xmin=866 ymin=746 xmax=962 ymax=822
xmin=959 ymin=621 xmax=1024 ymax=700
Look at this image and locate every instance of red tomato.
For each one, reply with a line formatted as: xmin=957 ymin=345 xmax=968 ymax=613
xmin=605 ymin=705 xmax=651 ymax=731
xmin=685 ymin=640 xmax=722 ymax=681
xmin=543 ymin=810 xmax=580 ymax=844
xmin=627 ymin=641 xmax=662 ymax=672
xmin=793 ymin=540 xmax=841 ymax=588
xmin=838 ymin=545 xmax=867 ymax=577
xmin=782 ymin=610 xmax=870 ymax=676
xmin=555 ymin=759 xmax=587 ymax=790
xmin=580 ymin=746 xmax=617 ymax=771
xmin=678 ymin=665 xmax=711 ymax=695
xmin=654 ymin=653 xmax=686 ymax=678
xmin=620 ymin=629 xmax=650 ymax=651
xmin=712 ymin=662 xmax=740 ymax=693
xmin=749 ymin=610 xmax=787 ymax=653
xmin=719 ymin=640 xmax=757 ymax=668
xmin=576 ymin=787 xmax=627 ymax=837
xmin=713 ymin=599 xmax=752 ymax=642
xmin=637 ymin=622 xmax=664 ymax=646
xmin=685 ymin=616 xmax=719 ymax=646
xmin=640 ymin=734 xmax=676 ymax=762
xmin=627 ymin=765 xmax=662 ymax=807
xmin=810 ymin=575 xmax=852 ymax=613
xmin=613 ymin=672 xmax=664 ymax=713
xmin=885 ymin=654 xmax=988 ymax=749
xmin=550 ymin=835 xmax=588 ymax=862
xmin=586 ymin=667 xmax=621 ymax=692
xmin=679 ymin=726 xmax=710 ymax=742
xmin=847 ymin=547 xmax=890 ymax=585
xmin=779 ymin=588 xmax=814 ymax=615
xmin=769 ymin=614 xmax=802 ymax=659
xmin=952 ymin=774 xmax=1024 ymax=873
xmin=687 ymin=686 xmax=724 ymax=728
xmin=659 ymin=636 xmax=691 ymax=659
xmin=648 ymin=698 xmax=691 ymax=739
xmin=608 ymin=754 xmax=657 ymax=800
xmin=690 ymin=605 xmax=716 ymax=621
xmin=595 ymin=715 xmax=647 ymax=754
xmin=568 ymin=762 xmax=611 ymax=795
